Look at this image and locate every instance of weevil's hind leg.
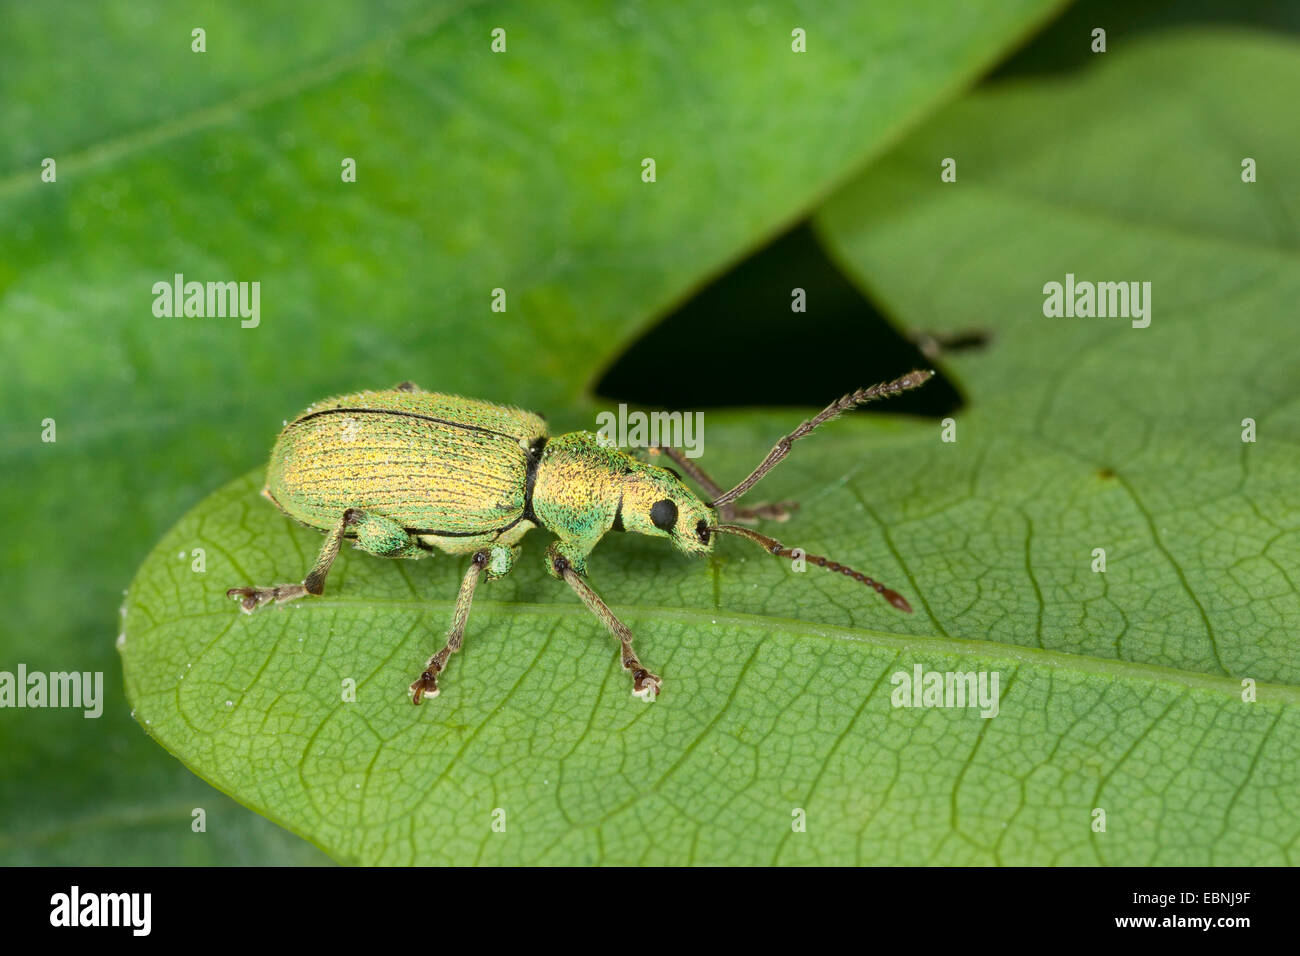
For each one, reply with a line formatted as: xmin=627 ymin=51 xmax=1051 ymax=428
xmin=227 ymin=508 xmax=356 ymax=612
xmin=228 ymin=508 xmax=420 ymax=612
xmin=410 ymin=543 xmax=518 ymax=704
xmin=546 ymin=542 xmax=661 ymax=700
xmin=650 ymin=445 xmax=797 ymax=525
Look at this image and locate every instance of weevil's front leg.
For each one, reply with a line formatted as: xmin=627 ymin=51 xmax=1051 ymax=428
xmin=410 ymin=543 xmax=518 ymax=704
xmin=227 ymin=508 xmax=419 ymax=612
xmin=648 ymin=444 xmax=725 ymax=498
xmin=545 ymin=542 xmax=661 ymax=700
xmin=650 ymin=445 xmax=797 ymax=524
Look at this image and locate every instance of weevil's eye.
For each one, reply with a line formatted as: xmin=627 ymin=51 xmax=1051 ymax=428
xmin=696 ymin=520 xmax=710 ymax=545
xmin=650 ymin=499 xmax=678 ymax=532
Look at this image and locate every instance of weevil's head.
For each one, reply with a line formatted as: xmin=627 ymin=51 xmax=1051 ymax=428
xmin=530 ymin=433 xmax=716 ymax=557
xmin=617 ymin=461 xmax=715 ymax=556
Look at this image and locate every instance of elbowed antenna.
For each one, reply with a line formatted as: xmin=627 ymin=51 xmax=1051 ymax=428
xmin=710 ymin=524 xmax=912 ymax=612
xmin=710 ymin=369 xmax=933 ymax=508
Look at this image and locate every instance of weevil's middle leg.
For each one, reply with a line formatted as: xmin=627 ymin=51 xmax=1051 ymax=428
xmin=546 ymin=542 xmax=661 ymax=700
xmin=410 ymin=543 xmax=517 ymax=704
xmin=650 ymin=445 xmax=797 ymax=524
xmin=410 ymin=550 xmax=487 ymax=704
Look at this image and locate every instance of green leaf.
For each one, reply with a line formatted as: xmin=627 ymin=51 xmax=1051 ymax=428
xmin=1 ymin=0 xmax=1068 ymax=863
xmin=123 ymin=27 xmax=1300 ymax=865
xmin=814 ymin=28 xmax=1300 ymax=681
xmin=803 ymin=29 xmax=1300 ymax=858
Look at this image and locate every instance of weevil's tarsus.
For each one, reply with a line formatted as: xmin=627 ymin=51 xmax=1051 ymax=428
xmin=909 ymin=327 xmax=991 ymax=362
xmin=550 ymin=544 xmax=661 ymax=700
xmin=710 ymin=524 xmax=913 ymax=613
xmin=727 ymin=500 xmax=799 ymax=524
xmin=226 ymin=581 xmax=309 ymax=612
xmin=711 ymin=370 xmax=934 ymax=509
xmin=410 ymin=548 xmax=492 ymax=704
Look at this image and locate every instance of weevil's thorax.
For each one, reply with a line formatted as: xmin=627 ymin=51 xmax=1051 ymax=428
xmin=532 ymin=432 xmax=715 ymax=556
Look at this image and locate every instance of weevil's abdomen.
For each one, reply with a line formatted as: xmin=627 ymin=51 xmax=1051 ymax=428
xmin=266 ymin=390 xmax=548 ymax=550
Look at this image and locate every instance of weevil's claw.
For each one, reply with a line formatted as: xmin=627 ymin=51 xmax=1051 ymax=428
xmin=410 ymin=670 xmax=440 ymax=705
xmin=227 ymin=584 xmax=305 ymax=613
xmin=227 ymin=586 xmax=271 ymax=613
xmin=631 ymin=668 xmax=662 ymax=701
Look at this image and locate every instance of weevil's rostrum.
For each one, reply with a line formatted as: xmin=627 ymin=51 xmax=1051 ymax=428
xmin=228 ymin=372 xmax=933 ymax=704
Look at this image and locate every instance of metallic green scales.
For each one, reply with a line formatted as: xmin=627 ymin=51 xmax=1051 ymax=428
xmin=266 ymin=389 xmax=547 ymax=549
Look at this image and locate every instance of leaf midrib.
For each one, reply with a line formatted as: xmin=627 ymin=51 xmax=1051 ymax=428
xmin=125 ymin=597 xmax=1300 ymax=702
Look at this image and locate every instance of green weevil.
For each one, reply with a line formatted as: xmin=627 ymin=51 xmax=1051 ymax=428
xmin=227 ymin=371 xmax=932 ymax=703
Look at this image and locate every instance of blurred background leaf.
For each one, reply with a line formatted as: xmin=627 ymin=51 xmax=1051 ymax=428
xmin=0 ymin=0 xmax=1066 ymax=863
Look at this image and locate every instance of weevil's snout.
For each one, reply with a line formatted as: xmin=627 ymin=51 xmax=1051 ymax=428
xmin=673 ymin=500 xmax=715 ymax=556
xmin=660 ymin=480 xmax=715 ymax=556
xmin=621 ymin=466 xmax=714 ymax=555
xmin=648 ymin=491 xmax=713 ymax=556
